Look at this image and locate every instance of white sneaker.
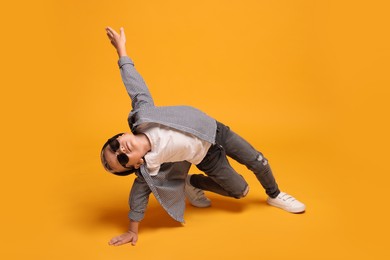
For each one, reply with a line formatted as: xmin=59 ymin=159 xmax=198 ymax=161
xmin=185 ymin=174 xmax=211 ymax=208
xmin=267 ymin=192 xmax=306 ymax=213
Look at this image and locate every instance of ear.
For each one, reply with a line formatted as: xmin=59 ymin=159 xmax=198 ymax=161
xmin=134 ymin=158 xmax=144 ymax=169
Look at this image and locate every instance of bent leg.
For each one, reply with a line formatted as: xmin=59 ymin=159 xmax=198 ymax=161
xmin=194 ymin=144 xmax=249 ymax=199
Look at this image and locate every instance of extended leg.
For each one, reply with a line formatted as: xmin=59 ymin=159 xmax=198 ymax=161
xmin=215 ymin=122 xmax=280 ymax=198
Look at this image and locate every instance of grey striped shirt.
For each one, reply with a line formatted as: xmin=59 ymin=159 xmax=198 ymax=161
xmin=118 ymin=56 xmax=217 ymax=222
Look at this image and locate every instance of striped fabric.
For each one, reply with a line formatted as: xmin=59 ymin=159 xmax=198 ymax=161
xmin=118 ymin=56 xmax=216 ymax=222
xmin=129 ymin=162 xmax=191 ymax=222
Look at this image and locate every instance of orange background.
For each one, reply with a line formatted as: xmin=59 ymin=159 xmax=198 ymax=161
xmin=1 ymin=0 xmax=389 ymax=259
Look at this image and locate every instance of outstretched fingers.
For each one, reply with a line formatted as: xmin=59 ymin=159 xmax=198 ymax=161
xmin=108 ymin=236 xmax=126 ymax=246
xmin=108 ymin=232 xmax=137 ymax=247
xmin=105 ymin=27 xmax=119 ymax=39
xmin=105 ymin=26 xmax=127 ymax=56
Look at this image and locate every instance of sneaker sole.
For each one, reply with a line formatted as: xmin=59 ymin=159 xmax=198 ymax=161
xmin=188 ymin=200 xmax=211 ymax=208
xmin=267 ymin=199 xmax=306 ymax=213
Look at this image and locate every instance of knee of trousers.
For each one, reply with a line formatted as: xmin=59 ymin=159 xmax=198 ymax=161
xmin=229 ymin=180 xmax=249 ymax=199
xmin=239 ymin=185 xmax=250 ymax=198
xmin=248 ymin=154 xmax=271 ymax=173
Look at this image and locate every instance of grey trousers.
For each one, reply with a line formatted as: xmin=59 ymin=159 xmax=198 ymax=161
xmin=193 ymin=121 xmax=280 ymax=199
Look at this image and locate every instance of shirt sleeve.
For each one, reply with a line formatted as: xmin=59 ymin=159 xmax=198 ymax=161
xmin=128 ymin=174 xmax=152 ymax=222
xmin=118 ymin=56 xmax=155 ymax=111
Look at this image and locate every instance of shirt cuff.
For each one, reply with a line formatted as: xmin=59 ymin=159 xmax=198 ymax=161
xmin=128 ymin=210 xmax=144 ymax=222
xmin=118 ymin=56 xmax=134 ymax=68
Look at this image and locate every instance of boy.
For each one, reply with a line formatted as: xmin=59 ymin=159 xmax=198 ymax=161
xmin=102 ymin=27 xmax=305 ymax=246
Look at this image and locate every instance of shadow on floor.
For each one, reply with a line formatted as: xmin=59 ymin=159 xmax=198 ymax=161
xmin=71 ymin=195 xmax=267 ymax=234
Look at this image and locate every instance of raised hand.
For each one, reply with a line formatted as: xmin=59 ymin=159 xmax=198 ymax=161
xmin=105 ymin=26 xmax=127 ymax=57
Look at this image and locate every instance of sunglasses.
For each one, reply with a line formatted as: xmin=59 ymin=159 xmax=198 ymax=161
xmin=108 ymin=138 xmax=132 ymax=169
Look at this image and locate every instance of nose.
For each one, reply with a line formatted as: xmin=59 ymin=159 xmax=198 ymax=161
xmin=114 ymin=145 xmax=126 ymax=155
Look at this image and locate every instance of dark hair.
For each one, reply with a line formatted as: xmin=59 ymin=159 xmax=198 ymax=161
xmin=100 ymin=133 xmax=136 ymax=176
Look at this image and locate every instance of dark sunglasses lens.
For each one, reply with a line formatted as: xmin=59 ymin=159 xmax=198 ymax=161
xmin=117 ymin=153 xmax=129 ymax=167
xmin=109 ymin=139 xmax=120 ymax=152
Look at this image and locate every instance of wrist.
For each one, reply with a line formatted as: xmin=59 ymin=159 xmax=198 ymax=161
xmin=128 ymin=220 xmax=139 ymax=234
xmin=117 ymin=47 xmax=127 ymax=57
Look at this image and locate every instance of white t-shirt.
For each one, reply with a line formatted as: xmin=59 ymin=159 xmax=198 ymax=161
xmin=140 ymin=123 xmax=212 ymax=176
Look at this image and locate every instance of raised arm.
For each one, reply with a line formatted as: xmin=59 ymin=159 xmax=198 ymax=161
xmin=106 ymin=27 xmax=154 ymax=110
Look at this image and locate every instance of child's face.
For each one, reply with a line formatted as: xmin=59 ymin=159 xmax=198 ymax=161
xmin=103 ymin=133 xmax=145 ymax=173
